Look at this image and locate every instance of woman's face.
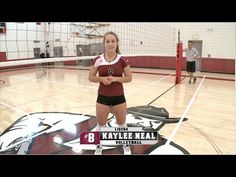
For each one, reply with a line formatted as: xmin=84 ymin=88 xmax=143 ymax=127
xmin=104 ymin=34 xmax=117 ymax=53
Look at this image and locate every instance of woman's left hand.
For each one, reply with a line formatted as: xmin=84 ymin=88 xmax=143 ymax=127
xmin=108 ymin=76 xmax=118 ymax=82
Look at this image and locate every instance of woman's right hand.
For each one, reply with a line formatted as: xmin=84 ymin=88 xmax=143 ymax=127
xmin=101 ymin=77 xmax=112 ymax=85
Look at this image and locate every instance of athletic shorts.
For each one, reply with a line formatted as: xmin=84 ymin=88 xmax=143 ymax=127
xmin=97 ymin=94 xmax=126 ymax=106
xmin=187 ymin=61 xmax=196 ymax=72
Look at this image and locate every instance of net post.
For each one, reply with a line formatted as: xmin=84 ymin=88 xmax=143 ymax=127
xmin=175 ymin=30 xmax=183 ymax=84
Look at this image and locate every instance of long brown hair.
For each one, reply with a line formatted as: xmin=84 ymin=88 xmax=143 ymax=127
xmin=103 ymin=31 xmax=120 ymax=54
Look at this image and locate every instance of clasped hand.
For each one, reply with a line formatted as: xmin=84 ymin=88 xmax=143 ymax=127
xmin=102 ymin=76 xmax=118 ymax=85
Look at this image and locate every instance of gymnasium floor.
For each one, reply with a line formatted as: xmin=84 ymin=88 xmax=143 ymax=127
xmin=0 ymin=64 xmax=235 ymax=154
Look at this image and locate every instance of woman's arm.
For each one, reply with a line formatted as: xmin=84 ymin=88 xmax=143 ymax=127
xmin=88 ymin=66 xmax=112 ymax=85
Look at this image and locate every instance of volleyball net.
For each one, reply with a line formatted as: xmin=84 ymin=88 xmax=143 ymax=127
xmin=0 ymin=22 xmax=183 ymax=82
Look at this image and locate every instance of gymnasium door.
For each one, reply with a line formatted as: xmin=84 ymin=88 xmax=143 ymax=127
xmin=53 ymin=46 xmax=63 ymax=57
xmin=34 ymin=48 xmax=40 ymax=59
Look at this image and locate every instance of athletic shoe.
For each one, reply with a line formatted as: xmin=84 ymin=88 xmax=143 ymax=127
xmin=123 ymin=145 xmax=131 ymax=155
xmin=95 ymin=145 xmax=102 ymax=155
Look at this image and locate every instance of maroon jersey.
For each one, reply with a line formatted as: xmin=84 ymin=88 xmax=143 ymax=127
xmin=92 ymin=54 xmax=129 ymax=96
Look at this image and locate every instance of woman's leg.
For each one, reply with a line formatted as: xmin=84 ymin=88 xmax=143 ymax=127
xmin=111 ymin=102 xmax=127 ymax=125
xmin=111 ymin=102 xmax=131 ymax=155
xmin=95 ymin=102 xmax=110 ymax=155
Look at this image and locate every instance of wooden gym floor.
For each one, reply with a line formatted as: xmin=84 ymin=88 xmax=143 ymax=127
xmin=0 ymin=65 xmax=235 ymax=154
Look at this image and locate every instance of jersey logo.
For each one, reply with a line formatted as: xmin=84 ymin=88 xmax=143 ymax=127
xmin=108 ymin=68 xmax=114 ymax=76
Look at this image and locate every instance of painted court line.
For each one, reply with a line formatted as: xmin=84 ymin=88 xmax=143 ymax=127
xmin=126 ymin=73 xmax=175 ymax=97
xmin=165 ymin=75 xmax=206 ymax=145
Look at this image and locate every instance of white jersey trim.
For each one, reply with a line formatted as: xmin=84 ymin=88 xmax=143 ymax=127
xmin=94 ymin=54 xmax=123 ymax=68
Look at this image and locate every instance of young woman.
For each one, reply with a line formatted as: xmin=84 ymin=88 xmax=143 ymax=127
xmin=89 ymin=31 xmax=132 ymax=155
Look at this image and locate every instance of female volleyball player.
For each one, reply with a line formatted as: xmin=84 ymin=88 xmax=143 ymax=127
xmin=89 ymin=31 xmax=132 ymax=155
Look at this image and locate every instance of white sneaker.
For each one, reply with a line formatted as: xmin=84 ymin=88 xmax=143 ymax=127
xmin=123 ymin=145 xmax=131 ymax=155
xmin=95 ymin=145 xmax=102 ymax=155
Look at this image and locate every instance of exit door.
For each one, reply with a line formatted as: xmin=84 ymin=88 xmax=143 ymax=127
xmin=53 ymin=46 xmax=63 ymax=57
xmin=34 ymin=48 xmax=40 ymax=59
